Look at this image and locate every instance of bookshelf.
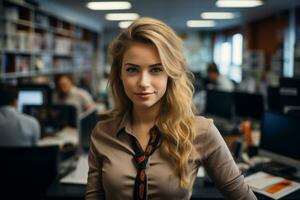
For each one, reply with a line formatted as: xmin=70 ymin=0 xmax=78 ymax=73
xmin=0 ymin=0 xmax=101 ymax=86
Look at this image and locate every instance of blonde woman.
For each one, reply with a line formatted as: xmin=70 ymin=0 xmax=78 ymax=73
xmin=86 ymin=17 xmax=256 ymax=200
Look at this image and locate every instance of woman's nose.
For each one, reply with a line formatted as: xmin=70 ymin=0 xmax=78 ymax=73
xmin=138 ymin=72 xmax=150 ymax=89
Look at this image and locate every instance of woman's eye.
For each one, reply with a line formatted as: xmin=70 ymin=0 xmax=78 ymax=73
xmin=150 ymin=68 xmax=163 ymax=74
xmin=126 ymin=67 xmax=138 ymax=73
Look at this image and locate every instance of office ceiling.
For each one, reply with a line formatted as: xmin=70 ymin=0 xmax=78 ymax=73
xmin=46 ymin=0 xmax=300 ymax=32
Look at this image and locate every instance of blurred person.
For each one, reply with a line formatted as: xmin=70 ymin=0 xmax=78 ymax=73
xmin=54 ymin=74 xmax=95 ymax=114
xmin=237 ymin=67 xmax=257 ymax=93
xmin=206 ymin=62 xmax=234 ymax=92
xmin=86 ymin=17 xmax=256 ymax=200
xmin=0 ymin=83 xmax=40 ymax=146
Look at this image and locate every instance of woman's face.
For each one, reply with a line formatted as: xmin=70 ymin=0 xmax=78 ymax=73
xmin=121 ymin=42 xmax=168 ymax=111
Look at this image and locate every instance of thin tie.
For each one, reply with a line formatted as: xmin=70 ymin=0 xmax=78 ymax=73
xmin=131 ymin=127 xmax=161 ymax=200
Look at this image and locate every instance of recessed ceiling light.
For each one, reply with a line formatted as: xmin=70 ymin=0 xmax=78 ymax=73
xmin=119 ymin=21 xmax=133 ymax=29
xmin=201 ymin=12 xmax=237 ymax=19
xmin=105 ymin=13 xmax=139 ymax=21
xmin=186 ymin=20 xmax=216 ymax=28
xmin=216 ymin=0 xmax=263 ymax=8
xmin=86 ymin=1 xmax=132 ymax=10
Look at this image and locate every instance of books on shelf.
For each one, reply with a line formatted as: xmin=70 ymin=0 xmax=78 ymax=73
xmin=15 ymin=55 xmax=30 ymax=73
xmin=1 ymin=0 xmax=98 ymax=79
xmin=54 ymin=37 xmax=72 ymax=55
xmin=4 ymin=6 xmax=18 ymax=21
xmin=245 ymin=171 xmax=300 ymax=199
xmin=35 ymin=13 xmax=49 ymax=29
xmin=17 ymin=31 xmax=32 ymax=51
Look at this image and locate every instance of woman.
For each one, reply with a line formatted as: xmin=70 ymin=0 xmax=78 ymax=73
xmin=86 ymin=17 xmax=256 ymax=200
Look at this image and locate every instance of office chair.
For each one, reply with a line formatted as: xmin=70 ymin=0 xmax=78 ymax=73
xmin=80 ymin=110 xmax=110 ymax=151
xmin=0 ymin=145 xmax=59 ymax=199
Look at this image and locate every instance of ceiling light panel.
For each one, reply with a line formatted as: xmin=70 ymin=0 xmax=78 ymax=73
xmin=216 ymin=0 xmax=263 ymax=8
xmin=201 ymin=12 xmax=236 ymax=19
xmin=105 ymin=13 xmax=140 ymax=21
xmin=186 ymin=20 xmax=216 ymax=27
xmin=86 ymin=2 xmax=132 ymax=10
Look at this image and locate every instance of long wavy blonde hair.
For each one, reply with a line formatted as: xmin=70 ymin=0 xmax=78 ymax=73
xmin=108 ymin=17 xmax=198 ymax=188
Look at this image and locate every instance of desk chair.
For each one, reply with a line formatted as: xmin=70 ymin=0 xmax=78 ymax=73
xmin=0 ymin=145 xmax=59 ymax=199
xmin=80 ymin=111 xmax=110 ymax=151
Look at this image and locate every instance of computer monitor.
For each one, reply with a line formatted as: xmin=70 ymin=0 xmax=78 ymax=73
xmin=17 ymin=90 xmax=44 ymax=112
xmin=267 ymin=86 xmax=282 ymax=112
xmin=279 ymin=77 xmax=300 ymax=107
xmin=17 ymin=84 xmax=52 ymax=112
xmin=259 ymin=111 xmax=300 ymax=170
xmin=205 ymin=89 xmax=234 ymax=120
xmin=23 ymin=104 xmax=77 ymax=136
xmin=234 ymin=92 xmax=264 ymax=120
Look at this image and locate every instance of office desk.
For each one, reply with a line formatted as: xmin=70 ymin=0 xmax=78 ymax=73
xmin=46 ymin=177 xmax=300 ymax=200
xmin=46 ymin=178 xmax=222 ymax=200
xmin=38 ymin=127 xmax=79 ymax=149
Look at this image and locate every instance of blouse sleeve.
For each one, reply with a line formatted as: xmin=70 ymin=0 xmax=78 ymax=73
xmin=202 ymin=120 xmax=257 ymax=200
xmin=86 ymin=127 xmax=105 ymax=200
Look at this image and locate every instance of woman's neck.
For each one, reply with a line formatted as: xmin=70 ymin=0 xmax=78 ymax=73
xmin=132 ymin=104 xmax=160 ymax=127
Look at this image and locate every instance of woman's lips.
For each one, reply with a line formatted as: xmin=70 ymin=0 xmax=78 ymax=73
xmin=135 ymin=92 xmax=155 ymax=98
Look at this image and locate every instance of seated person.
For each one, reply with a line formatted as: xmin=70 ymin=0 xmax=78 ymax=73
xmin=0 ymin=83 xmax=40 ymax=146
xmin=206 ymin=62 xmax=234 ymax=92
xmin=53 ymin=74 xmax=95 ymax=115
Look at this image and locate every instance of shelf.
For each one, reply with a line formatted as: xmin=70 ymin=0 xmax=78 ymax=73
xmin=4 ymin=0 xmax=34 ymax=10
xmin=53 ymin=54 xmax=72 ymax=58
xmin=1 ymin=18 xmax=33 ymax=27
xmin=0 ymin=0 xmax=101 ymax=83
xmin=0 ymin=67 xmax=91 ymax=79
xmin=4 ymin=49 xmax=52 ymax=55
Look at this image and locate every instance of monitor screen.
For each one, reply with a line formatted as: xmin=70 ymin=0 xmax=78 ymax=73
xmin=23 ymin=105 xmax=77 ymax=136
xmin=234 ymin=92 xmax=264 ymax=120
xmin=18 ymin=90 xmax=44 ymax=112
xmin=205 ymin=89 xmax=234 ymax=119
xmin=259 ymin=112 xmax=300 ymax=169
xmin=267 ymin=86 xmax=282 ymax=112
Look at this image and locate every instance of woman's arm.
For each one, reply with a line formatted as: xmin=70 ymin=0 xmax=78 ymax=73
xmin=86 ymin=134 xmax=105 ymax=200
xmin=202 ymin=121 xmax=257 ymax=200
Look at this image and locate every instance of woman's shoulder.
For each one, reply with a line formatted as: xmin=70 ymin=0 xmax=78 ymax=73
xmin=92 ymin=115 xmax=122 ymax=137
xmin=194 ymin=115 xmax=214 ymax=134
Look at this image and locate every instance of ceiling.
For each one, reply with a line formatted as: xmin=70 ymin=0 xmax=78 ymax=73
xmin=42 ymin=0 xmax=300 ymax=32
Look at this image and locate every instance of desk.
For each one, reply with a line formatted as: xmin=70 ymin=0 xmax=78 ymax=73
xmin=38 ymin=127 xmax=79 ymax=149
xmin=46 ymin=176 xmax=300 ymax=200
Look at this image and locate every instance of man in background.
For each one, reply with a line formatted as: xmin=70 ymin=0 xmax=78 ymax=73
xmin=53 ymin=74 xmax=95 ymax=115
xmin=206 ymin=62 xmax=234 ymax=92
xmin=0 ymin=83 xmax=40 ymax=146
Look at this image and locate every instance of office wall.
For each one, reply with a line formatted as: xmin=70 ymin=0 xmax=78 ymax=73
xmin=244 ymin=12 xmax=288 ymax=70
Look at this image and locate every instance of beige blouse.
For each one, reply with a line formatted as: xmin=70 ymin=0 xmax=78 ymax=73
xmin=86 ymin=113 xmax=257 ymax=200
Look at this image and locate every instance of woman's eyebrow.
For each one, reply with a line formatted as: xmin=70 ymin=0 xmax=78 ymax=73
xmin=149 ymin=63 xmax=162 ymax=67
xmin=124 ymin=63 xmax=140 ymax=67
xmin=124 ymin=63 xmax=162 ymax=68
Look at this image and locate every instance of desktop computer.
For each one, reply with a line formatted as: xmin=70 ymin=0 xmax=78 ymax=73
xmin=279 ymin=77 xmax=300 ymax=108
xmin=258 ymin=111 xmax=300 ymax=176
xmin=234 ymin=92 xmax=264 ymax=120
xmin=17 ymin=84 xmax=52 ymax=112
xmin=204 ymin=89 xmax=236 ymax=135
xmin=23 ymin=104 xmax=78 ymax=137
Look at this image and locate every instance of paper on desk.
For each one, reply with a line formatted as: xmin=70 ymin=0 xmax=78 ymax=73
xmin=245 ymin=171 xmax=284 ymax=190
xmin=60 ymin=155 xmax=89 ymax=185
xmin=245 ymin=171 xmax=300 ymax=199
